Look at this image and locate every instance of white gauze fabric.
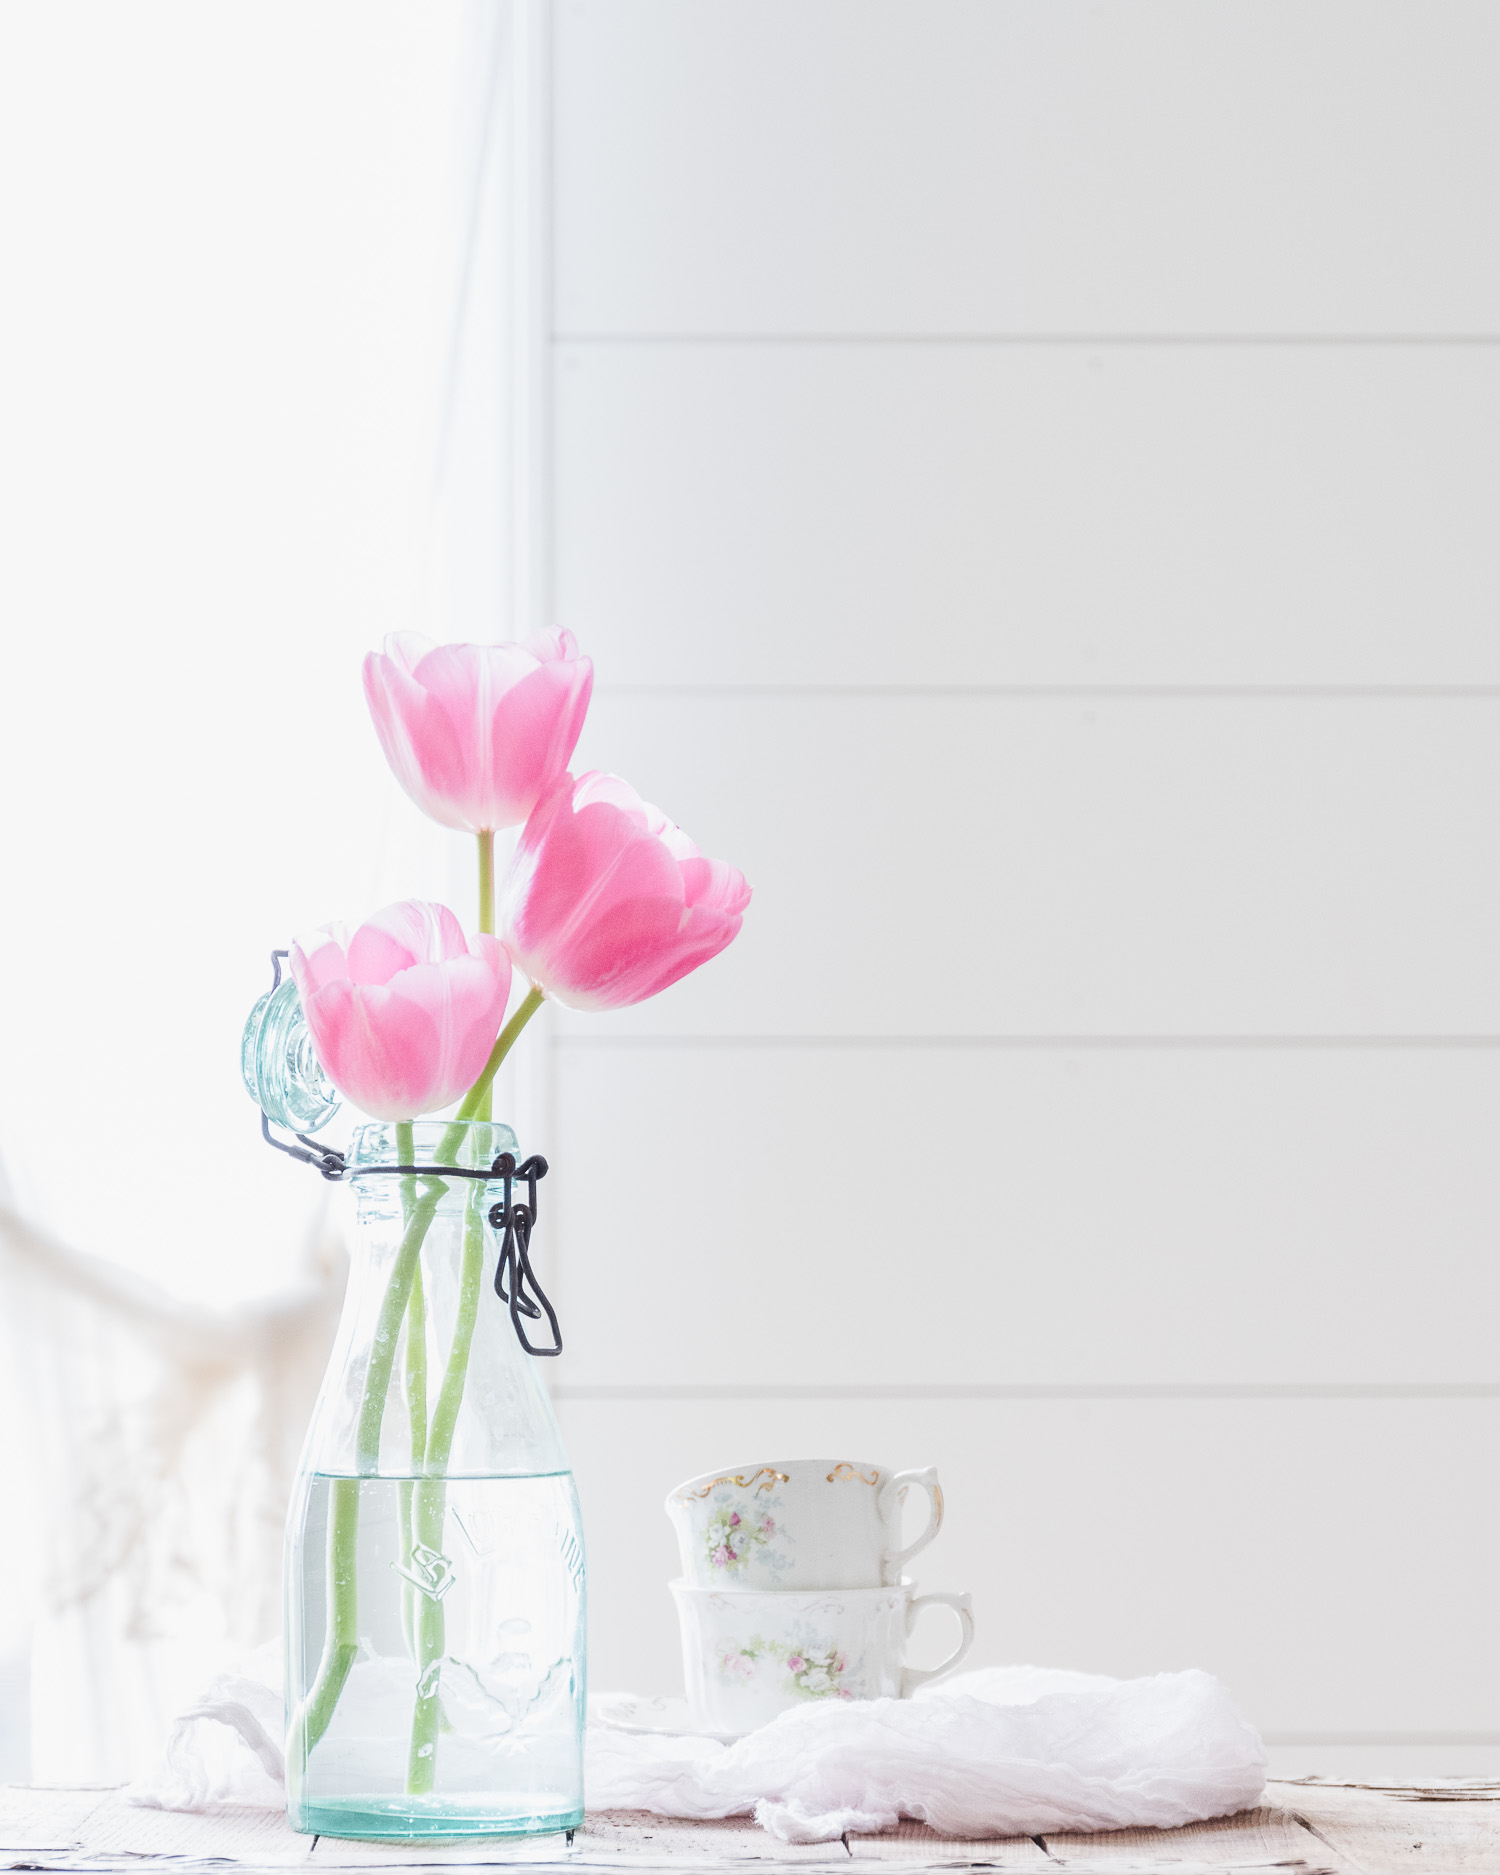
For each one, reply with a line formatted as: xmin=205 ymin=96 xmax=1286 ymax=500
xmin=131 ymin=1662 xmax=1264 ymax=1844
xmin=591 ymin=1666 xmax=1266 ymax=1842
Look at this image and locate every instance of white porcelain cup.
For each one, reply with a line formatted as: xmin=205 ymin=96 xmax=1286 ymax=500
xmin=666 ymin=1457 xmax=944 ymax=1589
xmin=671 ymin=1577 xmax=974 ymax=1738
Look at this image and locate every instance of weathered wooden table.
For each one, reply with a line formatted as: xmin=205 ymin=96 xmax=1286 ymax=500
xmin=4 ymin=1783 xmax=1500 ymax=1875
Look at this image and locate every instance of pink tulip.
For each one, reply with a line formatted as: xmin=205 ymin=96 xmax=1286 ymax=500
xmin=497 ymin=771 xmax=751 ymax=1011
xmin=362 ymin=629 xmax=593 ymax=833
xmin=290 ymin=901 xmax=511 ymax=1121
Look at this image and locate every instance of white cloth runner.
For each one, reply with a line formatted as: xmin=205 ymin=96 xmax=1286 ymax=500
xmin=130 ymin=1661 xmax=1264 ymax=1844
xmin=590 ymin=1668 xmax=1265 ymax=1842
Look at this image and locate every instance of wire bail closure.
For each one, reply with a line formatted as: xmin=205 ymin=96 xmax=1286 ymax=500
xmin=489 ymin=1154 xmax=561 ymax=1358
xmin=253 ymin=950 xmax=562 ymax=1357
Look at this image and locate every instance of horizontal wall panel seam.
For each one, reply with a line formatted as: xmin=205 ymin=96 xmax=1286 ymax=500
xmin=1264 ymin=1733 xmax=1500 ymax=1747
xmin=594 ymin=684 xmax=1500 ymax=702
xmin=551 ymin=1384 xmax=1500 ymax=1402
xmin=553 ymin=333 xmax=1500 ymax=348
xmin=551 ymin=1035 xmax=1500 ymax=1050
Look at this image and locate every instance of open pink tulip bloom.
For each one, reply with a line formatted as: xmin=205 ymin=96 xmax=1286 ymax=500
xmin=290 ymin=901 xmax=511 ymax=1121
xmin=498 ymin=771 xmax=751 ymax=1011
xmin=363 ymin=630 xmax=593 ymax=833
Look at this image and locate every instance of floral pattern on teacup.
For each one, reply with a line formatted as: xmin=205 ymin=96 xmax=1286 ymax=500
xmin=783 ymin=1644 xmax=852 ymax=1700
xmin=704 ymin=1503 xmax=778 ymax=1573
xmin=700 ymin=1486 xmax=793 ymax=1579
xmin=716 ymin=1635 xmax=854 ymax=1700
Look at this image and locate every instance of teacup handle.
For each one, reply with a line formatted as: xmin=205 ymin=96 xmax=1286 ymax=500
xmin=900 ymin=1590 xmax=974 ymax=1697
xmin=880 ymin=1466 xmax=944 ymax=1578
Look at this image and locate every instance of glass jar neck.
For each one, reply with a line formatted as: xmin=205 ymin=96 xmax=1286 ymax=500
xmin=301 ymin=1114 xmax=566 ymax=1479
xmin=346 ymin=1119 xmax=519 ymax=1177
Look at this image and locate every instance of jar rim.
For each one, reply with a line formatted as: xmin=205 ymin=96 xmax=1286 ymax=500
xmin=346 ymin=1118 xmax=520 ymax=1176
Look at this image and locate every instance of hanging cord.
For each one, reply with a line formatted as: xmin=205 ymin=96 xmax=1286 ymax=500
xmin=254 ymin=952 xmax=561 ymax=1356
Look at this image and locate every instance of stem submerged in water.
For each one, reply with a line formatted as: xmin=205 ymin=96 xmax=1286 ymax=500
xmin=290 ymin=1475 xmax=360 ymax=1772
xmin=399 ymin=1256 xmax=427 ymax=1656
xmin=291 ymin=1122 xmax=445 ymax=1764
xmin=404 ymin=1182 xmax=489 ymax=1790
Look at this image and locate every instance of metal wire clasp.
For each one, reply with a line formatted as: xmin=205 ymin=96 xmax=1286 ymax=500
xmin=489 ymin=1152 xmax=561 ymax=1358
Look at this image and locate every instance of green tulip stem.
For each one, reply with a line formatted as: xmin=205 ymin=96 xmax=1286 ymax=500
xmin=475 ymin=832 xmax=495 ymax=1124
xmin=290 ymin=1121 xmax=447 ymax=1768
xmin=406 ymin=829 xmax=525 ymax=1787
xmin=355 ymin=1124 xmax=444 ymax=1470
xmin=453 ymin=985 xmax=544 ymax=1132
xmin=477 ymin=830 xmax=495 ymax=934
xmin=399 ymin=1253 xmax=428 ymax=1657
xmin=405 ymin=1179 xmax=488 ymax=1790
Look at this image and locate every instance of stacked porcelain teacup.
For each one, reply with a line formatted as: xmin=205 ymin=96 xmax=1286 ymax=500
xmin=664 ymin=1458 xmax=973 ymax=1737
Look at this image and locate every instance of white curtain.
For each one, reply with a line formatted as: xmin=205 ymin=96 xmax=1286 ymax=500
xmin=0 ymin=0 xmax=522 ymax=1780
xmin=0 ymin=1203 xmax=345 ymax=1779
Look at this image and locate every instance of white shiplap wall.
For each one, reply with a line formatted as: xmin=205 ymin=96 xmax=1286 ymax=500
xmin=533 ymin=0 xmax=1500 ymax=1770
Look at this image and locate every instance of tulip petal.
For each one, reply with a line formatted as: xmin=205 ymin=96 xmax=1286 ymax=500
xmin=383 ymin=954 xmax=504 ymax=1107
xmin=304 ymin=980 xmax=444 ymax=1122
xmin=680 ymin=855 xmax=753 ymax=916
xmin=345 ymin=919 xmax=417 ymax=986
xmin=364 ymin=636 xmax=594 ymax=833
xmin=487 ymin=660 xmax=593 ymax=824
xmin=290 ymin=925 xmax=352 ymax=997
xmin=519 ymin=626 xmax=580 ymax=663
xmin=385 ymin=630 xmax=436 ymax=677
xmin=498 ymin=770 xmax=750 ymax=1012
xmin=363 ymin=651 xmax=476 ymax=833
xmin=294 ymin=899 xmax=510 ymax=1119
